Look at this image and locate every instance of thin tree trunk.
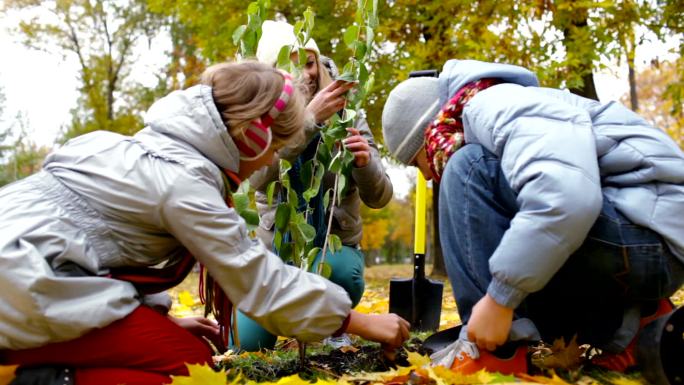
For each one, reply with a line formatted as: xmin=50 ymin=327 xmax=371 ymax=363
xmin=627 ymin=34 xmax=639 ymax=111
xmin=562 ymin=4 xmax=599 ymax=101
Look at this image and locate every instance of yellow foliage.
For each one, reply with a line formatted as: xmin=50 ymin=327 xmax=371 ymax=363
xmin=361 ymin=217 xmax=390 ymax=252
xmin=430 ymin=365 xmax=495 ymax=385
xmin=248 ymin=374 xmax=345 ymax=385
xmin=0 ymin=365 xmax=17 ymax=385
xmin=606 ymin=376 xmax=646 ymax=385
xmin=179 ymin=290 xmax=197 ymax=307
xmin=168 ymin=363 xmax=232 ymax=385
xmin=406 ymin=350 xmax=431 ymax=368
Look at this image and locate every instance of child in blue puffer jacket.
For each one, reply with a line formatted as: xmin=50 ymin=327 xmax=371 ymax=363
xmin=382 ymin=59 xmax=684 ymax=375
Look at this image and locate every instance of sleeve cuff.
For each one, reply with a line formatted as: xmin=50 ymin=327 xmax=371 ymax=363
xmin=487 ymin=278 xmax=528 ymax=309
xmin=332 ymin=314 xmax=351 ymax=337
xmin=351 ymin=155 xmax=382 ymax=182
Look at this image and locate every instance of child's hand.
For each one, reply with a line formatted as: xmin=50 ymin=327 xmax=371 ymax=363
xmin=345 ymin=310 xmax=410 ymax=356
xmin=306 ymin=80 xmax=356 ymax=124
xmin=343 ymin=127 xmax=371 ymax=168
xmin=170 ymin=316 xmax=221 ymax=347
xmin=467 ymin=294 xmax=513 ymax=351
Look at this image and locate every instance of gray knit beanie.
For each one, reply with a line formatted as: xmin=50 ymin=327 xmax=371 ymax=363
xmin=382 ymin=77 xmax=440 ymax=164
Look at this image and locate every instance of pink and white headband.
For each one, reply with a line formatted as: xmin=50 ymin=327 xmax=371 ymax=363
xmin=234 ymin=70 xmax=295 ymax=161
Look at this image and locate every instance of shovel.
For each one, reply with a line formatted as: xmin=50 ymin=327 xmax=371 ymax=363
xmin=389 ymin=172 xmax=443 ymax=331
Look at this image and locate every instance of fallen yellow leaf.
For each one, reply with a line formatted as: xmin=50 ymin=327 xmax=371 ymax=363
xmin=168 ymin=363 xmax=230 ymax=385
xmin=0 ymin=365 xmax=17 ymax=385
xmin=179 ymin=290 xmax=197 ymax=307
xmin=406 ymin=350 xmax=431 ymax=368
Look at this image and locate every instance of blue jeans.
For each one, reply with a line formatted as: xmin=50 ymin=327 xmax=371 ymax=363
xmin=230 ymin=246 xmax=365 ymax=351
xmin=440 ymin=144 xmax=684 ymax=351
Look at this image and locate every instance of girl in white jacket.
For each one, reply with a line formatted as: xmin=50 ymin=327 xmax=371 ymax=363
xmin=0 ymin=61 xmax=409 ymax=385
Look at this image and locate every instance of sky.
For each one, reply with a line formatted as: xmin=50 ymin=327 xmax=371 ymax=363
xmin=0 ymin=12 xmax=680 ymax=198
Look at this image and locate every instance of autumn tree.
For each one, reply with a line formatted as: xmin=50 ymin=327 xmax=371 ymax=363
xmin=623 ymin=59 xmax=684 ymax=147
xmin=3 ymin=0 xmax=167 ymax=142
xmin=0 ymin=87 xmax=10 ymax=161
xmin=360 ymin=204 xmax=390 ymax=265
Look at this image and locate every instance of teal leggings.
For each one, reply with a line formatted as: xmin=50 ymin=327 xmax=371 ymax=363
xmin=230 ymin=246 xmax=365 ymax=351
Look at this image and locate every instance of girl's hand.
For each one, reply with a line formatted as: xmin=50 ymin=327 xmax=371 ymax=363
xmin=467 ymin=294 xmax=514 ymax=351
xmin=343 ymin=127 xmax=371 ymax=168
xmin=345 ymin=310 xmax=410 ymax=359
xmin=170 ymin=316 xmax=221 ymax=348
xmin=306 ymin=80 xmax=356 ymax=124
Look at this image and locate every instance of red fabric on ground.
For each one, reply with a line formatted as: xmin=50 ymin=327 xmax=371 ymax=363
xmin=3 ymin=306 xmax=213 ymax=384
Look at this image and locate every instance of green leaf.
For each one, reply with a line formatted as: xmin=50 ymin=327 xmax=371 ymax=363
xmin=297 ymin=47 xmax=308 ymax=68
xmin=296 ymin=222 xmax=316 ymax=243
xmin=247 ymin=2 xmax=259 ymax=14
xmin=354 ymin=41 xmax=367 ymax=61
xmin=274 ymin=230 xmax=282 ymax=251
xmin=293 ymin=20 xmax=304 ymax=38
xmin=336 ymin=72 xmax=356 ymax=83
xmin=316 ymin=148 xmax=331 ymax=169
xmin=329 ymin=151 xmax=343 ymax=173
xmin=340 ymin=109 xmax=357 ymax=123
xmin=240 ymin=209 xmax=260 ymax=228
xmin=232 ymin=193 xmax=249 ymax=214
xmin=358 ymin=61 xmax=369 ymax=85
xmin=319 ymin=261 xmax=332 ymax=279
xmin=344 ymin=24 xmax=359 ymax=48
xmin=306 ymin=247 xmax=321 ymax=271
xmin=337 ymin=174 xmax=347 ymax=203
xmin=301 ymin=159 xmax=313 ymax=187
xmin=304 ymin=7 xmax=315 ymax=32
xmin=276 ymin=44 xmax=292 ymax=69
xmin=279 ymin=242 xmax=293 ymax=263
xmin=365 ymin=26 xmax=374 ymax=49
xmin=275 ymin=203 xmax=290 ymax=232
xmin=302 ymin=162 xmax=324 ymax=201
xmin=329 ymin=234 xmax=342 ymax=253
xmin=266 ymin=181 xmax=277 ymax=208
xmin=280 ymin=159 xmax=292 ymax=174
xmin=323 ymin=188 xmax=332 ymax=210
xmin=232 ymin=25 xmax=247 ymax=45
xmin=342 ymin=147 xmax=355 ymax=166
xmin=288 ymin=189 xmax=298 ymax=207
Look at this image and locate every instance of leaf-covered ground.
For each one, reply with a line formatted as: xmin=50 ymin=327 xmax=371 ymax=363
xmin=163 ymin=265 xmax=683 ymax=384
xmin=1 ymin=265 xmax=681 ymax=385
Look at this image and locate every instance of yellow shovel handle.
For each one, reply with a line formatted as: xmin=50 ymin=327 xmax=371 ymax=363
xmin=414 ymin=172 xmax=427 ymax=254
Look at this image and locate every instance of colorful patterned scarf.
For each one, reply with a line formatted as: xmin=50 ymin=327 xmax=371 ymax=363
xmin=424 ymin=78 xmax=500 ymax=182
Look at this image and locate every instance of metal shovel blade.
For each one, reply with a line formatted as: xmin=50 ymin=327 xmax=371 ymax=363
xmin=388 ymin=172 xmax=443 ymax=331
xmin=389 ymin=270 xmax=443 ymax=332
xmin=422 ymin=324 xmax=463 ymax=353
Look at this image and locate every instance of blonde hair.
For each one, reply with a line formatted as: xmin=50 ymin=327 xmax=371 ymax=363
xmin=200 ymin=61 xmax=308 ymax=149
xmin=313 ymin=51 xmax=333 ymax=94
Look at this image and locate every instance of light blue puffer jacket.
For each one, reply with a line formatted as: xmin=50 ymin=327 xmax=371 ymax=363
xmin=440 ymin=60 xmax=684 ymax=308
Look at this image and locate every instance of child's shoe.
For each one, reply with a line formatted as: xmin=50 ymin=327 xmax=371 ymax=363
xmin=592 ymin=299 xmax=674 ymax=372
xmin=430 ymin=338 xmax=528 ymax=375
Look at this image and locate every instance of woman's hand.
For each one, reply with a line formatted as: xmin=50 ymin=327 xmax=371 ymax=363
xmin=170 ymin=316 xmax=222 ymax=348
xmin=467 ymin=294 xmax=514 ymax=351
xmin=343 ymin=127 xmax=371 ymax=168
xmin=345 ymin=310 xmax=410 ymax=359
xmin=306 ymin=80 xmax=356 ymax=124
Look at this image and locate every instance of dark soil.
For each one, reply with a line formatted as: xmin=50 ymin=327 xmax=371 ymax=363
xmin=220 ymin=337 xmax=430 ymax=383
